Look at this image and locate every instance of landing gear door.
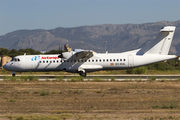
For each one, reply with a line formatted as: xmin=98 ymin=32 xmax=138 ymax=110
xmin=128 ymin=54 xmax=134 ymax=67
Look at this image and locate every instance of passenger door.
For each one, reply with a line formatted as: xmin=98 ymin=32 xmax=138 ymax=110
xmin=128 ymin=54 xmax=133 ymax=67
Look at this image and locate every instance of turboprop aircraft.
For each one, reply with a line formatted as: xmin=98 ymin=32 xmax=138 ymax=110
xmin=3 ymin=26 xmax=177 ymax=77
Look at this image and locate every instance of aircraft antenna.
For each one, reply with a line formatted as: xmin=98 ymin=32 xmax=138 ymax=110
xmin=103 ymin=41 xmax=107 ymax=53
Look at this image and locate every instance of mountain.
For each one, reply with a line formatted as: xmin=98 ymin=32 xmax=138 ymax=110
xmin=0 ymin=20 xmax=180 ymax=55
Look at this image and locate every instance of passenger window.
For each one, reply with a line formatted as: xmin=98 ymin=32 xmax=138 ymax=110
xmin=113 ymin=59 xmax=115 ymax=61
xmin=103 ymin=59 xmax=105 ymax=62
xmin=99 ymin=59 xmax=101 ymax=62
xmin=96 ymin=60 xmax=98 ymax=62
xmin=85 ymin=60 xmax=87 ymax=62
xmin=120 ymin=59 xmax=122 ymax=61
xmin=53 ymin=60 xmax=55 ymax=63
xmin=81 ymin=60 xmax=83 ymax=62
xmin=110 ymin=59 xmax=112 ymax=62
xmin=50 ymin=61 xmax=52 ymax=63
xmin=43 ymin=61 xmax=45 ymax=63
xmin=92 ymin=60 xmax=94 ymax=62
xmin=39 ymin=61 xmax=41 ymax=63
xmin=46 ymin=60 xmax=48 ymax=63
xmin=117 ymin=59 xmax=119 ymax=61
xmin=57 ymin=60 xmax=59 ymax=63
xmin=89 ymin=60 xmax=91 ymax=62
xmin=74 ymin=60 xmax=76 ymax=62
xmin=18 ymin=58 xmax=20 ymax=61
xmin=107 ymin=59 xmax=108 ymax=62
xmin=124 ymin=59 xmax=126 ymax=61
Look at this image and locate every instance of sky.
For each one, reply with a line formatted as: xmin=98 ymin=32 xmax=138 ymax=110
xmin=0 ymin=0 xmax=180 ymax=35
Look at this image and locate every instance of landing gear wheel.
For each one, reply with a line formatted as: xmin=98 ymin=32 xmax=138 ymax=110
xmin=12 ymin=72 xmax=16 ymax=77
xmin=79 ymin=71 xmax=87 ymax=77
xmin=82 ymin=72 xmax=86 ymax=77
xmin=12 ymin=73 xmax=16 ymax=77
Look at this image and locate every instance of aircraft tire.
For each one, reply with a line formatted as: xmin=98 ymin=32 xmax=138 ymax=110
xmin=79 ymin=71 xmax=86 ymax=77
xmin=82 ymin=73 xmax=87 ymax=77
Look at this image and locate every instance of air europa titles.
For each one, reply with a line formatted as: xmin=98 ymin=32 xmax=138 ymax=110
xmin=41 ymin=56 xmax=59 ymax=59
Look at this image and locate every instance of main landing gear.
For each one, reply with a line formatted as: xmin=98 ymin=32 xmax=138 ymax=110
xmin=79 ymin=71 xmax=87 ymax=77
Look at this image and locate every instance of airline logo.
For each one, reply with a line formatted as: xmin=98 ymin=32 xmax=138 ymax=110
xmin=41 ymin=56 xmax=59 ymax=59
xmin=31 ymin=56 xmax=41 ymax=61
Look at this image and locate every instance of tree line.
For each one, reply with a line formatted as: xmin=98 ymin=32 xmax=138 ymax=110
xmin=126 ymin=59 xmax=180 ymax=74
xmin=0 ymin=48 xmax=63 ymax=58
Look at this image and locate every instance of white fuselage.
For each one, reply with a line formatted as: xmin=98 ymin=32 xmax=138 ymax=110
xmin=3 ymin=51 xmax=176 ymax=73
xmin=3 ymin=26 xmax=177 ymax=76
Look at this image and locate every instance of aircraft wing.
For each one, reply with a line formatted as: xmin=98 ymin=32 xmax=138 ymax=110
xmin=75 ymin=50 xmax=94 ymax=59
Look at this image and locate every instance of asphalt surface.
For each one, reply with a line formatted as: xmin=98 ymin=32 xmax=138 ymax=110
xmin=1 ymin=74 xmax=180 ymax=81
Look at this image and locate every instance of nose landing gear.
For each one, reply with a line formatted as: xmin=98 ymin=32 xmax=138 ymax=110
xmin=12 ymin=71 xmax=16 ymax=76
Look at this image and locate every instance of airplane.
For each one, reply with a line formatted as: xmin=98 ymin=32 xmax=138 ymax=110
xmin=3 ymin=26 xmax=177 ymax=77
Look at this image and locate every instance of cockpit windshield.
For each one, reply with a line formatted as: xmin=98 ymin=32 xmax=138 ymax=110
xmin=11 ymin=58 xmax=20 ymax=62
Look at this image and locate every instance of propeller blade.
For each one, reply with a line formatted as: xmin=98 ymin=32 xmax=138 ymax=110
xmin=59 ymin=45 xmax=60 ymax=54
xmin=58 ymin=47 xmax=63 ymax=58
xmin=61 ymin=47 xmax=62 ymax=55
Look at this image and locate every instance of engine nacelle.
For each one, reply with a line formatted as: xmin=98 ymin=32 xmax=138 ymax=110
xmin=62 ymin=51 xmax=75 ymax=59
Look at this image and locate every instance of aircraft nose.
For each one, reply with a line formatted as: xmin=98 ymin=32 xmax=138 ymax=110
xmin=3 ymin=63 xmax=8 ymax=70
xmin=3 ymin=63 xmax=13 ymax=71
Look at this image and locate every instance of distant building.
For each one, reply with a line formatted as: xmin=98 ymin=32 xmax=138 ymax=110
xmin=40 ymin=51 xmax=47 ymax=54
xmin=178 ymin=57 xmax=180 ymax=61
xmin=0 ymin=55 xmax=12 ymax=69
xmin=64 ymin=45 xmax=72 ymax=52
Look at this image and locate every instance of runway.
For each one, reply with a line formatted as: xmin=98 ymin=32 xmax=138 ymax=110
xmin=1 ymin=74 xmax=180 ymax=81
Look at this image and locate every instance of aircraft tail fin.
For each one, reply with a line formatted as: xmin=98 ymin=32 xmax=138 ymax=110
xmin=137 ymin=26 xmax=176 ymax=55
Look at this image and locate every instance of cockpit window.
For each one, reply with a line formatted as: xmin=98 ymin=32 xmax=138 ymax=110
xmin=11 ymin=58 xmax=15 ymax=61
xmin=11 ymin=58 xmax=20 ymax=62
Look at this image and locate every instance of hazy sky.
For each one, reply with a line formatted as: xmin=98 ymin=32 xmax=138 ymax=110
xmin=0 ymin=0 xmax=180 ymax=35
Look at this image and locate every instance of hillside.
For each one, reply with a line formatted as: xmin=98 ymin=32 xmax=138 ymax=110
xmin=0 ymin=20 xmax=180 ymax=54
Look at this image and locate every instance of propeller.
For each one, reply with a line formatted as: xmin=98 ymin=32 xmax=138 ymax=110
xmin=58 ymin=46 xmax=63 ymax=59
xmin=59 ymin=45 xmax=60 ymax=54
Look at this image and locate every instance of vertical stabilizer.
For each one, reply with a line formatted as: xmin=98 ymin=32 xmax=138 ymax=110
xmin=137 ymin=26 xmax=176 ymax=55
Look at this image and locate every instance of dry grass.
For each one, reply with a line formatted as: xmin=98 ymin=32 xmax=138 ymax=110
xmin=0 ymin=81 xmax=180 ymax=120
